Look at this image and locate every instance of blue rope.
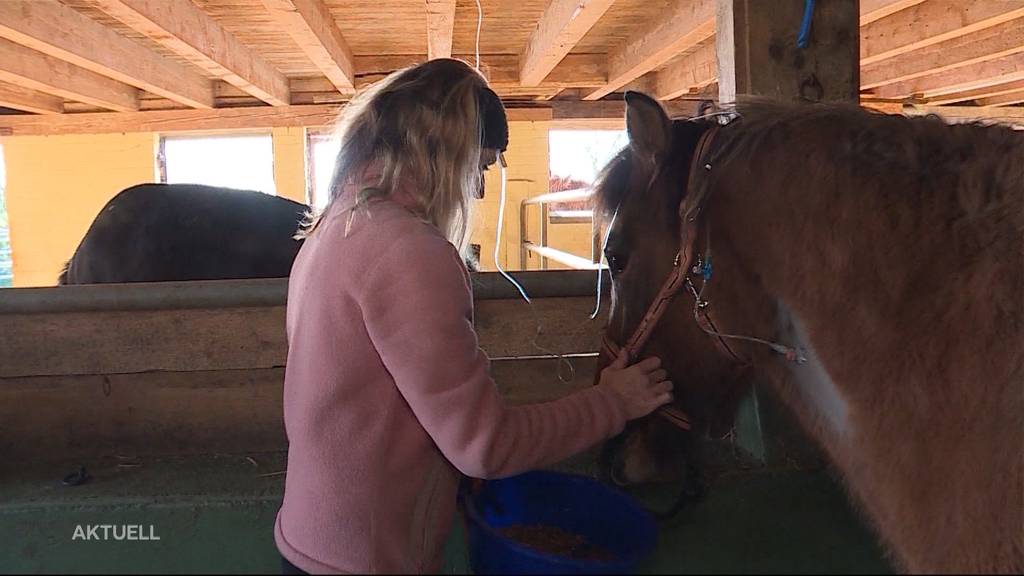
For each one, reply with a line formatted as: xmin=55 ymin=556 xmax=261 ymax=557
xmin=797 ymin=0 xmax=815 ymax=49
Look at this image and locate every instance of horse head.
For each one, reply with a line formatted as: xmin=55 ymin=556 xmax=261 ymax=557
xmin=592 ymin=92 xmax=782 ymax=488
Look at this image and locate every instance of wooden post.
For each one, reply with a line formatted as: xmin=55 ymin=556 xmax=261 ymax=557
xmin=717 ymin=0 xmax=860 ymax=104
xmin=715 ymin=0 xmax=859 ymax=464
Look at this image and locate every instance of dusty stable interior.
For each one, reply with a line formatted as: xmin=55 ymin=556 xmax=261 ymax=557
xmin=1 ymin=0 xmax=1023 ymax=573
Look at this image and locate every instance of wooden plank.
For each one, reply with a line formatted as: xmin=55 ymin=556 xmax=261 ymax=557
xmin=0 ymin=103 xmax=338 ymax=136
xmin=0 ymin=38 xmax=139 ymax=112
xmin=0 ymin=368 xmax=288 ymax=461
xmin=0 ymin=98 xmax=697 ymax=136
xmin=260 ymin=0 xmax=356 ymax=92
xmin=585 ymin=0 xmax=715 ymax=100
xmin=654 ymin=41 xmax=717 ymax=100
xmin=0 ymin=272 xmax=605 ymax=314
xmin=426 ymin=0 xmax=457 ymax=60
xmin=860 ymin=0 xmax=1024 ymax=66
xmin=92 ymin=0 xmax=290 ymax=106
xmin=0 ymin=0 xmax=213 ymax=109
xmin=904 ymin=104 xmax=1024 ymax=124
xmin=861 ymin=18 xmax=1024 ymax=90
xmin=0 ymin=297 xmax=604 ymax=377
xmin=0 ymin=357 xmax=597 ymax=463
xmin=519 ymin=0 xmax=618 ymax=86
xmin=0 ymin=306 xmax=289 ymax=378
xmin=926 ymin=79 xmax=1024 ymax=106
xmin=0 ymin=81 xmax=63 ymax=115
xmin=874 ymin=52 xmax=1024 ymax=99
xmin=718 ymin=0 xmax=859 ymax=104
xmin=977 ymin=90 xmax=1024 ymax=107
xmin=859 ymin=0 xmax=927 ymax=25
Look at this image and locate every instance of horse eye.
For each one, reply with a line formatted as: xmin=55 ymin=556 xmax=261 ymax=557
xmin=605 ymin=250 xmax=627 ymax=274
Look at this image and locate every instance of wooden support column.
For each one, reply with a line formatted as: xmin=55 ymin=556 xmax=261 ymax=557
xmin=716 ymin=0 xmax=859 ymax=105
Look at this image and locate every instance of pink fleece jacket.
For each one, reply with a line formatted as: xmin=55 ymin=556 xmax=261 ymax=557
xmin=274 ymin=185 xmax=628 ymax=574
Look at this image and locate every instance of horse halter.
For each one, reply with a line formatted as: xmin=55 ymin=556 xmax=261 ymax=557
xmin=596 ymin=125 xmax=732 ymax=431
xmin=598 ymin=122 xmax=810 ymax=432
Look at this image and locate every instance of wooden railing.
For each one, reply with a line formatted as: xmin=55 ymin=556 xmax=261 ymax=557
xmin=0 ymin=271 xmax=609 ymax=466
xmin=519 ymin=188 xmax=606 ymax=270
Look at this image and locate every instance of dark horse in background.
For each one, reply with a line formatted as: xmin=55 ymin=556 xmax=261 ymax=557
xmin=594 ymin=92 xmax=1021 ymax=573
xmin=59 ymin=183 xmax=307 ymax=284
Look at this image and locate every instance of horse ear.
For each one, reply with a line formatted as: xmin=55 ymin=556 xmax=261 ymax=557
xmin=625 ymin=91 xmax=672 ymax=164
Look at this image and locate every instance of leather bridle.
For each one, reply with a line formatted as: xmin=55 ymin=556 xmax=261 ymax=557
xmin=597 ymin=124 xmax=750 ymax=432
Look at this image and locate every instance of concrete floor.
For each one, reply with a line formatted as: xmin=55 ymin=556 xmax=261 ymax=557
xmin=1 ymin=446 xmax=892 ymax=574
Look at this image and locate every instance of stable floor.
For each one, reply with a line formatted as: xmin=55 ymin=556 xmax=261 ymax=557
xmin=1 ymin=450 xmax=892 ymax=574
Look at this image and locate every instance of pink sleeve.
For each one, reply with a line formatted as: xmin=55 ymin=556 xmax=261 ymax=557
xmin=360 ymin=232 xmax=628 ymax=479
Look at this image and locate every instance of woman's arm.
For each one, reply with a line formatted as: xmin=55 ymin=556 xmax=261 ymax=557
xmin=360 ymin=231 xmax=628 ymax=479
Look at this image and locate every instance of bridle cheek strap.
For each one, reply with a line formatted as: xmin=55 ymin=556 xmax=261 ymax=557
xmin=597 ymin=126 xmax=741 ymax=433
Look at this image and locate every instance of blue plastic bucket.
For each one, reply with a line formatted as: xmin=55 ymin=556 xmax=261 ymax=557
xmin=463 ymin=471 xmax=658 ymax=575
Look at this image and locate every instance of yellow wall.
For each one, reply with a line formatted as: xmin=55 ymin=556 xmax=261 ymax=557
xmin=1 ymin=121 xmax=597 ymax=286
xmin=272 ymin=127 xmax=307 ymax=205
xmin=470 ymin=121 xmax=551 ymax=271
xmin=2 ymin=133 xmax=157 ymax=287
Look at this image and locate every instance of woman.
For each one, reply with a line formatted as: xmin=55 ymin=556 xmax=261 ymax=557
xmin=275 ymin=59 xmax=672 ymax=574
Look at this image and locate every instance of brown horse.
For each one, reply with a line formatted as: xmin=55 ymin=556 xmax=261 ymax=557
xmin=593 ymin=92 xmax=1022 ymax=573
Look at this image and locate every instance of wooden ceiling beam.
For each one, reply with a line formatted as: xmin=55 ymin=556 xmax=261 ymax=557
xmin=260 ymin=0 xmax=356 ymax=93
xmin=519 ymin=0 xmax=618 ymax=86
xmin=861 ymin=18 xmax=1024 ymax=90
xmin=860 ymin=0 xmax=927 ymax=25
xmin=0 ymin=0 xmax=213 ymax=109
xmin=926 ymin=79 xmax=1024 ymax=106
xmin=92 ymin=0 xmax=290 ymax=106
xmin=584 ymin=0 xmax=715 ymax=100
xmin=977 ymin=90 xmax=1024 ymax=107
xmin=653 ymin=41 xmax=716 ymax=100
xmin=425 ymin=0 xmax=457 ymax=60
xmin=0 ymin=100 xmax=704 ymax=136
xmin=874 ymin=52 xmax=1024 ymax=99
xmin=860 ymin=0 xmax=1024 ymax=66
xmin=0 ymin=80 xmax=63 ymax=115
xmin=0 ymin=38 xmax=139 ymax=112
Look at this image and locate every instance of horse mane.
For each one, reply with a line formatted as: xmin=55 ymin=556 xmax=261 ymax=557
xmin=720 ymin=99 xmax=1024 ymax=225
xmin=595 ymin=98 xmax=1024 ymax=245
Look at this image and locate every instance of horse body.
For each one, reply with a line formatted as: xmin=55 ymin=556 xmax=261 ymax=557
xmin=597 ymin=93 xmax=1022 ymax=572
xmin=60 ymin=183 xmax=307 ymax=284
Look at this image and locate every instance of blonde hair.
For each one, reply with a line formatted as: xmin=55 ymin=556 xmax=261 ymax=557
xmin=302 ymin=58 xmax=489 ymax=256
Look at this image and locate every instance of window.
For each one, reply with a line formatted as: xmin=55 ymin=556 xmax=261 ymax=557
xmin=547 ymin=130 xmax=627 ymax=219
xmin=0 ymin=142 xmax=10 ymax=287
xmin=158 ymin=133 xmax=276 ymax=195
xmin=306 ymin=132 xmax=341 ymax=212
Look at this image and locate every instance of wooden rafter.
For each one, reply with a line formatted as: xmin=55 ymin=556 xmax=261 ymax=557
xmin=977 ymin=89 xmax=1024 ymax=107
xmin=92 ymin=0 xmax=290 ymax=106
xmin=425 ymin=0 xmax=457 ymax=60
xmin=0 ymin=81 xmax=63 ymax=115
xmin=0 ymin=38 xmax=138 ymax=112
xmin=874 ymin=52 xmax=1024 ymax=99
xmin=519 ymin=0 xmax=617 ymax=87
xmin=260 ymin=0 xmax=356 ymax=93
xmin=860 ymin=0 xmax=1024 ymax=66
xmin=861 ymin=17 xmax=1024 ymax=90
xmin=0 ymin=0 xmax=213 ymax=109
xmin=585 ymin=0 xmax=714 ymax=100
xmin=927 ymin=79 xmax=1024 ymax=106
xmin=653 ymin=41 xmax=716 ymax=100
xmin=859 ymin=0 xmax=927 ymax=26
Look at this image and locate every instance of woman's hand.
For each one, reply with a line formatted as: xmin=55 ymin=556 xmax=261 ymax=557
xmin=598 ymin=354 xmax=674 ymax=420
